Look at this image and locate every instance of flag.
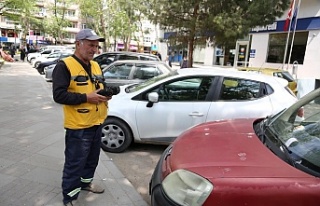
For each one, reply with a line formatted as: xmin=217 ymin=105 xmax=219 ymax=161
xmin=290 ymin=6 xmax=298 ymax=31
xmin=284 ymin=0 xmax=295 ymax=31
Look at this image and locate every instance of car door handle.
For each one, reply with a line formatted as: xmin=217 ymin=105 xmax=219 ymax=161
xmin=189 ymin=112 xmax=204 ymax=117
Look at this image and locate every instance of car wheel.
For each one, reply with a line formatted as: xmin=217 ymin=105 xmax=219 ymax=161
xmin=30 ymin=58 xmax=35 ymax=64
xmin=34 ymin=62 xmax=40 ymax=68
xmin=101 ymin=117 xmax=133 ymax=153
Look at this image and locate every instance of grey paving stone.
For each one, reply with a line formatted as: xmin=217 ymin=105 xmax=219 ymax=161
xmin=22 ymin=167 xmax=61 ymax=187
xmin=0 ymin=62 xmax=148 ymax=206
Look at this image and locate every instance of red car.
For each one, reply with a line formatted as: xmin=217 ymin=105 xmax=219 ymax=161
xmin=149 ymin=88 xmax=320 ymax=206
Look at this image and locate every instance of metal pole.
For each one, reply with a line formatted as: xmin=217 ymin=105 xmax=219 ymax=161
xmin=282 ymin=0 xmax=296 ymax=70
xmin=287 ymin=0 xmax=301 ymax=70
xmin=0 ymin=13 xmax=2 ymax=46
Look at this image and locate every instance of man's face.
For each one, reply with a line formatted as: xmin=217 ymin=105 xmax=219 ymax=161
xmin=77 ymin=39 xmax=99 ymax=61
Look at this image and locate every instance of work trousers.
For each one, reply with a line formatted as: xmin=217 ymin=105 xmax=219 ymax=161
xmin=62 ymin=125 xmax=102 ymax=204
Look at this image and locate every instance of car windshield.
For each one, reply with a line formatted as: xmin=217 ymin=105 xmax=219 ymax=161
xmin=125 ymin=70 xmax=178 ymax=93
xmin=265 ymin=92 xmax=320 ymax=176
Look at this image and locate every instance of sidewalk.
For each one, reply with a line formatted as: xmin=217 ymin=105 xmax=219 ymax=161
xmin=0 ymin=61 xmax=148 ymax=206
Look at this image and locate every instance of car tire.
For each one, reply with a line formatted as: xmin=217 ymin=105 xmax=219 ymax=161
xmin=101 ymin=117 xmax=133 ymax=153
xmin=34 ymin=62 xmax=40 ymax=68
xmin=30 ymin=58 xmax=36 ymax=65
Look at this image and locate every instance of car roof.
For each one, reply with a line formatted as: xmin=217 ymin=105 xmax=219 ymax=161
xmin=107 ymin=60 xmax=167 ymax=65
xmin=176 ymin=67 xmax=288 ymax=85
xmin=239 ymin=67 xmax=287 ymax=73
xmin=95 ymin=51 xmax=159 ymax=58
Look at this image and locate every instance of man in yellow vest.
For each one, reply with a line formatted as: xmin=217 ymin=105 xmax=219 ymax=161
xmin=52 ymin=29 xmax=110 ymax=206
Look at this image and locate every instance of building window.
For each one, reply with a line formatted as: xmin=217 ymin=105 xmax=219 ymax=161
xmin=66 ymin=10 xmax=76 ymax=17
xmin=64 ymin=32 xmax=75 ymax=39
xmin=267 ymin=32 xmax=308 ymax=64
xmin=144 ymin=37 xmax=150 ymax=42
xmin=67 ymin=22 xmax=77 ymax=28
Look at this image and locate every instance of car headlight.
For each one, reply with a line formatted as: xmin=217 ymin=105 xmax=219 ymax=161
xmin=162 ymin=169 xmax=213 ymax=206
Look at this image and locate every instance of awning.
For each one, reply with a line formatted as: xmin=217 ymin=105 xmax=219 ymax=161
xmin=151 ymin=45 xmax=158 ymax=51
xmin=117 ymin=43 xmax=124 ymax=49
xmin=130 ymin=45 xmax=138 ymax=50
xmin=0 ymin=37 xmax=8 ymax=42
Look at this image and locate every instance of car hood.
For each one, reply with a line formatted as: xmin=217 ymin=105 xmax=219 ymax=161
xmin=170 ymin=119 xmax=311 ymax=179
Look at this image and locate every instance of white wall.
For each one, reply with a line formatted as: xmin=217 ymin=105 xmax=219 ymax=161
xmin=279 ymin=0 xmax=320 ymax=20
xmin=193 ymin=46 xmax=206 ymax=63
xmin=248 ymin=33 xmax=270 ymax=68
xmin=297 ymin=79 xmax=316 ymax=98
xmin=300 ymin=30 xmax=320 ymax=78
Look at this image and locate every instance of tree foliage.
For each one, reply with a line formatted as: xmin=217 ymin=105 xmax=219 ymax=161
xmin=78 ymin=0 xmax=141 ymax=51
xmin=77 ymin=0 xmax=106 ymax=48
xmin=0 ymin=0 xmax=38 ymax=46
xmin=145 ymin=0 xmax=290 ymax=66
xmin=45 ymin=0 xmax=73 ymax=44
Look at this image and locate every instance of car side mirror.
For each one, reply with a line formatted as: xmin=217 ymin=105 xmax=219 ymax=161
xmin=146 ymin=92 xmax=159 ymax=108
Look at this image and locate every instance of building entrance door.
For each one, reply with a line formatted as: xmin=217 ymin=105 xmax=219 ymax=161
xmin=234 ymin=40 xmax=249 ymax=67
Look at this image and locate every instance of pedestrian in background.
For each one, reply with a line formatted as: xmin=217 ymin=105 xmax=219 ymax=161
xmin=156 ymin=52 xmax=162 ymax=60
xmin=180 ymin=56 xmax=188 ymax=69
xmin=9 ymin=45 xmax=16 ymax=58
xmin=52 ymin=28 xmax=110 ymax=206
xmin=165 ymin=55 xmax=172 ymax=67
xmin=19 ymin=45 xmax=26 ymax=62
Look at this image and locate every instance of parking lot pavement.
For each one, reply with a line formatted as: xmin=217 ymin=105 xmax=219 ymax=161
xmin=0 ymin=61 xmax=148 ymax=206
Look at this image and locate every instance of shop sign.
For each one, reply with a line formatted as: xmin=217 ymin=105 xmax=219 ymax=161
xmin=251 ymin=22 xmax=277 ymax=32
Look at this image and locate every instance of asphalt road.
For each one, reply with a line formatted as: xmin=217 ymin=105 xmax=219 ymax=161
xmin=105 ymin=143 xmax=168 ymax=206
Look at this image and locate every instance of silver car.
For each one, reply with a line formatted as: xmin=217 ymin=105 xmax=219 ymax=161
xmin=44 ymin=63 xmax=57 ymax=82
xmin=44 ymin=60 xmax=172 ymax=83
xmin=102 ymin=60 xmax=173 ymax=87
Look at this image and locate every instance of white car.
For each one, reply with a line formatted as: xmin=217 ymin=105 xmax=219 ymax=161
xmin=32 ymin=51 xmax=73 ymax=68
xmin=27 ymin=48 xmax=64 ymax=64
xmin=101 ymin=67 xmax=297 ymax=153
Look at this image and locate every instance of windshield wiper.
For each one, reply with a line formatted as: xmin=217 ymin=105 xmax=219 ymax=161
xmin=277 ymin=136 xmax=297 ymax=168
xmin=264 ymin=123 xmax=297 ymax=168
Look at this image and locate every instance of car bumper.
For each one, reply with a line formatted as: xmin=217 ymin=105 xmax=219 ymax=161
xmin=149 ymin=145 xmax=179 ymax=206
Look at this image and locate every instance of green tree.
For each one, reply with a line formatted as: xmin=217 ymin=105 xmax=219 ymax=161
xmin=45 ymin=0 xmax=73 ymax=44
xmin=77 ymin=0 xmax=107 ymax=50
xmin=77 ymin=0 xmax=151 ymax=52
xmin=0 ymin=0 xmax=38 ymax=47
xmin=146 ymin=0 xmax=290 ymax=67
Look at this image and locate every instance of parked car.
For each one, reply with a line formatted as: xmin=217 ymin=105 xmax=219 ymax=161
xmin=27 ymin=48 xmax=65 ymax=63
xmin=43 ymin=63 xmax=56 ymax=81
xmin=100 ymin=67 xmax=297 ymax=153
xmin=33 ymin=51 xmax=72 ymax=68
xmin=93 ymin=51 xmax=160 ymax=68
xmin=238 ymin=67 xmax=298 ymax=95
xmin=38 ymin=52 xmax=72 ymax=75
xmin=149 ymin=87 xmax=320 ymax=206
xmin=102 ymin=60 xmax=173 ymax=87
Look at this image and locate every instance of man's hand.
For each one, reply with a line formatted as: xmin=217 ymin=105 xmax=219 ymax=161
xmin=86 ymin=89 xmax=111 ymax=104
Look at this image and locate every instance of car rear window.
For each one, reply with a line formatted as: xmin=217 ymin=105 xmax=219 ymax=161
xmin=104 ymin=63 xmax=134 ymax=79
xmin=219 ymin=77 xmax=261 ymax=100
xmin=118 ymin=55 xmax=139 ymax=60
